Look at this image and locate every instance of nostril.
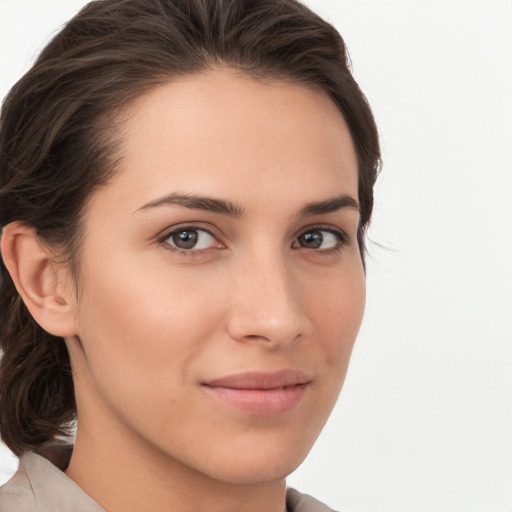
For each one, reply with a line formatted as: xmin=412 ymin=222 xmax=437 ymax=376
xmin=245 ymin=334 xmax=270 ymax=341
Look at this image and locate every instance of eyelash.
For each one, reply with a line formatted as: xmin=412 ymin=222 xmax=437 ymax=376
xmin=293 ymin=225 xmax=350 ymax=255
xmin=158 ymin=225 xmax=222 ymax=257
xmin=158 ymin=224 xmax=350 ymax=257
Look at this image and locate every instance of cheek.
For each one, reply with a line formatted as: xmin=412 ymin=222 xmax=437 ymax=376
xmin=73 ymin=254 xmax=225 ymax=407
xmin=313 ymin=262 xmax=365 ymax=335
xmin=307 ymin=264 xmax=366 ymax=382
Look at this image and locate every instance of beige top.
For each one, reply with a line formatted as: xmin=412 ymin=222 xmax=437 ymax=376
xmin=0 ymin=447 xmax=337 ymax=512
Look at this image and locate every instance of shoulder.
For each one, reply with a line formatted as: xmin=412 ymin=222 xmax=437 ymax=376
xmin=0 ymin=457 xmax=37 ymax=512
xmin=0 ymin=450 xmax=104 ymax=512
xmin=286 ymin=487 xmax=340 ymax=512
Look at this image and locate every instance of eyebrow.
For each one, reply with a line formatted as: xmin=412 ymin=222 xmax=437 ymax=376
xmin=299 ymin=195 xmax=360 ymax=217
xmin=135 ymin=192 xmax=359 ymax=218
xmin=136 ymin=193 xmax=246 ymax=217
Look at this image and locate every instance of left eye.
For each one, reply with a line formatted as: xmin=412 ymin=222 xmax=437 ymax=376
xmin=294 ymin=229 xmax=343 ymax=250
xmin=164 ymin=228 xmax=218 ymax=251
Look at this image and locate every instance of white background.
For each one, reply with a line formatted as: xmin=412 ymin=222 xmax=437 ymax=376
xmin=0 ymin=1 xmax=511 ymax=511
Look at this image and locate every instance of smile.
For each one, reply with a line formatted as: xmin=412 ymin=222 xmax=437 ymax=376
xmin=201 ymin=370 xmax=311 ymax=416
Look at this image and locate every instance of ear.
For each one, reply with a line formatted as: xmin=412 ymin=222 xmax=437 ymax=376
xmin=1 ymin=222 xmax=78 ymax=337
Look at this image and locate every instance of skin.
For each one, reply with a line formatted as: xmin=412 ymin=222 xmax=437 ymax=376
xmin=2 ymin=68 xmax=365 ymax=512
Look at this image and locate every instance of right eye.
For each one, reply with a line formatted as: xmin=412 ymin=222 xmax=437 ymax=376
xmin=163 ymin=228 xmax=221 ymax=252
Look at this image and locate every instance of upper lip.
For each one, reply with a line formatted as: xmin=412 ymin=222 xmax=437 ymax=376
xmin=202 ymin=370 xmax=311 ymax=390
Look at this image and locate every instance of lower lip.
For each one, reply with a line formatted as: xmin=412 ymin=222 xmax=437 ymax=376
xmin=203 ymin=384 xmax=308 ymax=416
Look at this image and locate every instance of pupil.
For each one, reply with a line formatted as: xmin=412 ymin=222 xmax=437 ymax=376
xmin=173 ymin=230 xmax=198 ymax=249
xmin=300 ymin=231 xmax=323 ymax=249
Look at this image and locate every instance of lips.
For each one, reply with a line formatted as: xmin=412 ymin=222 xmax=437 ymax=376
xmin=202 ymin=370 xmax=311 ymax=416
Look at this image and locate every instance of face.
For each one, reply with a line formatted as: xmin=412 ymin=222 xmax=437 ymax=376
xmin=66 ymin=69 xmax=365 ymax=485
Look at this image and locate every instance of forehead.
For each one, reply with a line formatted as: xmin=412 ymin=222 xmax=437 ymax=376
xmin=91 ymin=68 xmax=359 ymax=216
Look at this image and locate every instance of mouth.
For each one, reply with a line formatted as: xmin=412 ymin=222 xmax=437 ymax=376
xmin=201 ymin=370 xmax=311 ymax=416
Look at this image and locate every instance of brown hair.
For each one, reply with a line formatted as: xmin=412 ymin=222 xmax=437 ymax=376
xmin=0 ymin=0 xmax=380 ymax=456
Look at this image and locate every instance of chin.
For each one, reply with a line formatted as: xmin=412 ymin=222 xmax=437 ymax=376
xmin=186 ymin=433 xmax=315 ymax=486
xmin=207 ymin=454 xmax=307 ymax=486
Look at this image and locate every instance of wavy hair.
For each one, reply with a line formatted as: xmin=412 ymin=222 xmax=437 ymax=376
xmin=0 ymin=0 xmax=380 ymax=455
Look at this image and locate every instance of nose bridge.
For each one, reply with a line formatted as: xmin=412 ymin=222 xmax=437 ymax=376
xmin=227 ymin=243 xmax=305 ymax=345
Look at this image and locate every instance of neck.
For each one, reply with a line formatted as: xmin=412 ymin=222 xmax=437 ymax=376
xmin=66 ymin=421 xmax=287 ymax=512
xmin=65 ymin=349 xmax=290 ymax=512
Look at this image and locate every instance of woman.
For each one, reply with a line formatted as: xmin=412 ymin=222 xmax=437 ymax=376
xmin=0 ymin=0 xmax=380 ymax=511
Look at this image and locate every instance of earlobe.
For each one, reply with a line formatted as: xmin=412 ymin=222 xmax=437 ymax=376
xmin=0 ymin=222 xmax=78 ymax=337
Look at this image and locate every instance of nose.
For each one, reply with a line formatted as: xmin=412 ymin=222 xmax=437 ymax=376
xmin=225 ymin=250 xmax=309 ymax=348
